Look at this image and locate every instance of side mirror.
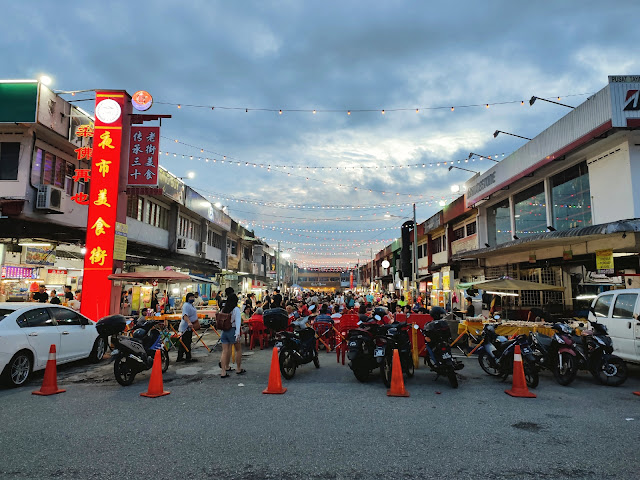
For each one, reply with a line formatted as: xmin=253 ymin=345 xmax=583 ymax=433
xmin=493 ymin=314 xmax=501 ymax=320
xmin=80 ymin=316 xmax=90 ymax=326
xmin=413 ymin=324 xmax=420 ymax=330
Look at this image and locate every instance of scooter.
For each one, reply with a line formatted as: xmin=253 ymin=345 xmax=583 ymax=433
xmin=97 ymin=315 xmax=169 ymax=386
xmin=418 ymin=320 xmax=464 ymax=388
xmin=476 ymin=323 xmax=539 ymax=388
xmin=528 ymin=322 xmax=577 ymax=386
xmin=378 ymin=321 xmax=414 ymax=387
xmin=572 ymin=320 xmax=628 ymax=386
xmin=347 ymin=317 xmax=382 ymax=382
xmin=275 ymin=316 xmax=319 ymax=379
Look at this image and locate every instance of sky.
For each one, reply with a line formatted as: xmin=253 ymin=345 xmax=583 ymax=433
xmin=3 ymin=1 xmax=640 ymax=269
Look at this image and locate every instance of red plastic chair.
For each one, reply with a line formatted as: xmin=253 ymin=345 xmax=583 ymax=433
xmin=313 ymin=321 xmax=334 ymax=352
xmin=247 ymin=316 xmax=267 ymax=350
xmin=335 ymin=314 xmax=360 ymax=364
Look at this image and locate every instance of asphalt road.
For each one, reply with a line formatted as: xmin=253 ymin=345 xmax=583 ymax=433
xmin=1 ymin=340 xmax=640 ymax=480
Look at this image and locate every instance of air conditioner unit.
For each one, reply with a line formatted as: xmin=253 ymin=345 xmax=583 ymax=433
xmin=200 ymin=243 xmax=207 ymax=255
xmin=176 ymin=238 xmax=187 ymax=249
xmin=35 ymin=185 xmax=64 ymax=213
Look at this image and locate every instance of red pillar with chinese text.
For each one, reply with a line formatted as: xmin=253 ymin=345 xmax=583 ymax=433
xmin=80 ymin=91 xmax=131 ymax=320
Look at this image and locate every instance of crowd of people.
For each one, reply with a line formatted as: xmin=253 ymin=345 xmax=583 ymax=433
xmin=30 ymin=284 xmax=81 ymax=310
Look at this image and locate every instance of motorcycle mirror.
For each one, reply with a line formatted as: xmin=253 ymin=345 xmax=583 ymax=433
xmin=357 ymin=321 xmax=362 ymax=325
xmin=413 ymin=323 xmax=419 ymax=330
xmin=493 ymin=314 xmax=501 ymax=320
xmin=374 ymin=315 xmax=382 ymax=321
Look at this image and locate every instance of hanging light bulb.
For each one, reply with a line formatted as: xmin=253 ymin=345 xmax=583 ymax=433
xmin=451 ymin=106 xmax=454 ymax=111
xmin=279 ymin=110 xmax=282 ymax=115
xmin=313 ymin=109 xmax=316 ymax=114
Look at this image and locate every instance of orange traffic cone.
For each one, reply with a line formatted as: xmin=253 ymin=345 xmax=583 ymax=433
xmin=263 ymin=347 xmax=287 ymax=395
xmin=33 ymin=344 xmax=66 ymax=396
xmin=387 ymin=349 xmax=409 ymax=397
xmin=140 ymin=349 xmax=170 ymax=398
xmin=505 ymin=345 xmax=536 ymax=398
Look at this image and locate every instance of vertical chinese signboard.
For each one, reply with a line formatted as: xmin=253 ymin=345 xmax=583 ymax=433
xmin=80 ymin=91 xmax=128 ymax=320
xmin=128 ymin=126 xmax=159 ymax=186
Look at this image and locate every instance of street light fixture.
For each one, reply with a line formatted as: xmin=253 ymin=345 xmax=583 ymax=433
xmin=39 ymin=75 xmax=52 ymax=86
xmin=493 ymin=130 xmax=531 ymax=140
xmin=529 ymin=96 xmax=575 ymax=109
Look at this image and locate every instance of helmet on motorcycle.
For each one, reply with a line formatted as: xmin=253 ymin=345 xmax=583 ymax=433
xmin=132 ymin=328 xmax=147 ymax=340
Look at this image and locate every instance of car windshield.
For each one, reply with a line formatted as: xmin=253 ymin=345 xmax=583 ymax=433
xmin=0 ymin=308 xmax=15 ymax=322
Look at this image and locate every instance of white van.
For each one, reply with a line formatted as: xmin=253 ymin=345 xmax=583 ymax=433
xmin=589 ymin=289 xmax=640 ymax=363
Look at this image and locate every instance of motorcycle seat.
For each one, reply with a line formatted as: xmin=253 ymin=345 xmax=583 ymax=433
xmin=534 ymin=333 xmax=552 ymax=347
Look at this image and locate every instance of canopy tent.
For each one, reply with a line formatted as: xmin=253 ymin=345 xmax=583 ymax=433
xmin=108 ymin=271 xmax=191 ymax=281
xmin=457 ymin=277 xmax=564 ymax=292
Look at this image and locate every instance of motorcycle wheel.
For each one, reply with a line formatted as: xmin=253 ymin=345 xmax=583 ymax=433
xmin=447 ymin=368 xmax=459 ymax=389
xmin=351 ymin=359 xmax=369 ymax=382
xmin=553 ymin=352 xmax=577 ymax=386
xmin=161 ymin=349 xmax=170 ymax=373
xmin=405 ymin=357 xmax=415 ymax=378
xmin=114 ymin=356 xmax=136 ymax=386
xmin=478 ymin=351 xmax=500 ymax=376
xmin=596 ymin=356 xmax=628 ymax=386
xmin=313 ymin=353 xmax=320 ymax=369
xmin=523 ymin=361 xmax=539 ymax=389
xmin=380 ymin=354 xmax=392 ymax=388
xmin=279 ymin=349 xmax=297 ymax=380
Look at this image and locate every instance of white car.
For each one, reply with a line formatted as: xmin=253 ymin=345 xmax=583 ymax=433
xmin=0 ymin=303 xmax=106 ymax=387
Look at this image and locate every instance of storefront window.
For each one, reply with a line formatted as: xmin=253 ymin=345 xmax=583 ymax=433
xmin=551 ymin=161 xmax=592 ymax=231
xmin=43 ymin=152 xmax=55 ymax=185
xmin=487 ymin=199 xmax=511 ymax=245
xmin=514 ymin=183 xmax=547 ymax=238
xmin=31 ymin=148 xmax=43 ymax=185
xmin=0 ymin=142 xmax=20 ymax=180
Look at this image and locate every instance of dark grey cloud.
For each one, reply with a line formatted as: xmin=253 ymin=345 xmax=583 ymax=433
xmin=2 ymin=0 xmax=639 ymax=267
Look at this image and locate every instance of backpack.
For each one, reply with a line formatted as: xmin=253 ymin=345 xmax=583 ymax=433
xmin=215 ymin=311 xmax=232 ymax=331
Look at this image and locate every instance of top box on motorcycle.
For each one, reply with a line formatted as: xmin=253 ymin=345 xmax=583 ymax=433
xmin=96 ymin=314 xmax=127 ymax=336
xmin=424 ymin=319 xmax=452 ymax=338
xmin=263 ymin=308 xmax=288 ymax=331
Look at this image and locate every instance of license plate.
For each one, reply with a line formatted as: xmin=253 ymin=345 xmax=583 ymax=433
xmin=521 ymin=347 xmax=531 ymax=354
xmin=349 ymin=341 xmax=357 ymax=347
xmin=441 ymin=352 xmax=452 ymax=360
xmin=374 ymin=347 xmax=385 ymax=357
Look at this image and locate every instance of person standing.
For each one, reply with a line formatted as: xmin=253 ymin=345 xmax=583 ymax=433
xmin=272 ymin=288 xmax=283 ymax=309
xmin=49 ymin=290 xmax=61 ymax=304
xmin=64 ymin=285 xmax=74 ymax=302
xmin=193 ymin=291 xmax=204 ymax=307
xmin=31 ymin=285 xmax=48 ymax=303
xmin=177 ymin=292 xmax=198 ymax=363
xmin=219 ymin=290 xmax=244 ymax=377
xmin=263 ymin=290 xmax=271 ymax=310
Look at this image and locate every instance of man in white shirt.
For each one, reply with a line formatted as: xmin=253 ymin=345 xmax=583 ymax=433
xmin=177 ymin=293 xmax=198 ymax=363
xmin=193 ymin=292 xmax=204 ymax=307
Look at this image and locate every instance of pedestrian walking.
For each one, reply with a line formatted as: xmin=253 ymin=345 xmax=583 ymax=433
xmin=177 ymin=292 xmax=198 ymax=363
xmin=219 ymin=288 xmax=245 ymax=377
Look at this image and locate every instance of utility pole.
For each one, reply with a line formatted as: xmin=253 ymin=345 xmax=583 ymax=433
xmin=276 ymin=241 xmax=280 ymax=289
xmin=413 ymin=203 xmax=418 ymax=288
xmin=370 ymin=247 xmax=374 ymax=293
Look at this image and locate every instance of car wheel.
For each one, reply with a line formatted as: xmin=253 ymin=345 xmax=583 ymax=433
xmin=2 ymin=351 xmax=33 ymax=387
xmin=89 ymin=336 xmax=107 ymax=363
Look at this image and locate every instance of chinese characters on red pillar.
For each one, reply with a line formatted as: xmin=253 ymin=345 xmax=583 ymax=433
xmin=70 ymin=123 xmax=94 ymax=205
xmin=128 ymin=126 xmax=160 ymax=186
xmin=80 ymin=92 xmax=126 ymax=320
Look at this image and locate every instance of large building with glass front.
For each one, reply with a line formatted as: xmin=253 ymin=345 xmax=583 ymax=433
xmin=451 ymin=75 xmax=640 ymax=314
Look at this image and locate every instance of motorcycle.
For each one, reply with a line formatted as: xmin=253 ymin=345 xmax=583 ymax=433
xmin=477 ymin=323 xmax=539 ymax=388
xmin=347 ymin=316 xmax=385 ymax=382
xmin=378 ymin=321 xmax=414 ymax=387
xmin=275 ymin=316 xmax=319 ymax=379
xmin=96 ymin=315 xmax=169 ymax=386
xmin=572 ymin=320 xmax=628 ymax=386
xmin=418 ymin=320 xmax=464 ymax=388
xmin=528 ymin=322 xmax=577 ymax=386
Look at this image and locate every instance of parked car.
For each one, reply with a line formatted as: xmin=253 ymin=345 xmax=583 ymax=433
xmin=589 ymin=289 xmax=640 ymax=363
xmin=0 ymin=303 xmax=106 ymax=387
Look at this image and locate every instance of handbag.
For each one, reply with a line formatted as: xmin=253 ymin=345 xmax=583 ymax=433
xmin=190 ymin=319 xmax=201 ymax=331
xmin=215 ymin=312 xmax=232 ymax=331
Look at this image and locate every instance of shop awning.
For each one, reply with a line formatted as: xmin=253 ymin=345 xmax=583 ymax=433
xmin=108 ymin=271 xmax=191 ymax=281
xmin=188 ymin=274 xmax=219 ymax=285
xmin=456 ymin=277 xmax=564 ymax=291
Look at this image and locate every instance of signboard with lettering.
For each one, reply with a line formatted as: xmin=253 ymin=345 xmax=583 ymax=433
xmin=23 ymin=246 xmax=56 ymax=266
xmin=1 ymin=266 xmax=38 ymax=279
xmin=128 ymin=126 xmax=159 ymax=186
xmin=596 ymin=249 xmax=614 ymax=274
xmin=46 ymin=269 xmax=68 ymax=285
xmin=185 ymin=187 xmax=214 ymax=220
xmin=81 ymin=91 xmax=127 ymax=320
xmin=158 ymin=167 xmax=185 ymax=204
xmin=113 ymin=222 xmax=128 ymax=261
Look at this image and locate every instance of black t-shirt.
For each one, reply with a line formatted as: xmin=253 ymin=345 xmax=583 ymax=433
xmin=65 ymin=291 xmax=74 ymax=301
xmin=466 ymin=304 xmax=475 ymax=317
xmin=32 ymin=291 xmax=48 ymax=303
xmin=50 ymin=297 xmax=61 ymax=305
xmin=272 ymin=294 xmax=282 ymax=308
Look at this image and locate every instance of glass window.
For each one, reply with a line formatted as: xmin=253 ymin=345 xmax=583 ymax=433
xmin=51 ymin=307 xmax=82 ymax=325
xmin=43 ymin=152 xmax=55 ymax=185
xmin=453 ymin=226 xmax=465 ymax=241
xmin=0 ymin=308 xmax=14 ymax=322
xmin=551 ymin=161 xmax=592 ymax=231
xmin=487 ymin=199 xmax=511 ymax=245
xmin=430 ymin=235 xmax=443 ymax=254
xmin=31 ymin=148 xmax=43 ymax=185
xmin=514 ymin=182 xmax=547 ymax=238
xmin=0 ymin=142 xmax=20 ymax=180
xmin=54 ymin=157 xmax=65 ymax=188
xmin=612 ymin=294 xmax=637 ymax=319
xmin=466 ymin=221 xmax=477 ymax=236
xmin=137 ymin=198 xmax=144 ymax=221
xmin=16 ymin=308 xmax=55 ymax=328
xmin=593 ymin=294 xmax=613 ymax=317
